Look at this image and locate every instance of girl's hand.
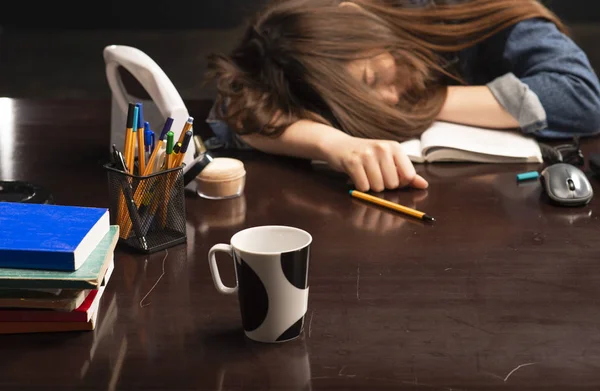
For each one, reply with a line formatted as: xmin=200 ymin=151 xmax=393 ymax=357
xmin=320 ymin=131 xmax=428 ymax=192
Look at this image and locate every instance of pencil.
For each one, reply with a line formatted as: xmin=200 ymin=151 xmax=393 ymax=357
xmin=349 ymin=190 xmax=435 ymax=222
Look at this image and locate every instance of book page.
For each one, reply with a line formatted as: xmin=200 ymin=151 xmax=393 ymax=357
xmin=398 ymin=139 xmax=424 ymax=163
xmin=420 ymin=122 xmax=543 ymax=163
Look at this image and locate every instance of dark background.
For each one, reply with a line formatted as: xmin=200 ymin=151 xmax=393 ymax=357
xmin=0 ymin=0 xmax=597 ymax=29
xmin=0 ymin=0 xmax=598 ymax=100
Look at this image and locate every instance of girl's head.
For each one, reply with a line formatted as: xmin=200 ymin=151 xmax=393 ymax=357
xmin=206 ymin=0 xmax=563 ymax=141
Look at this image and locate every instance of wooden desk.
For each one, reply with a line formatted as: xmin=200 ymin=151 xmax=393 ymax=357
xmin=1 ymin=99 xmax=600 ymax=390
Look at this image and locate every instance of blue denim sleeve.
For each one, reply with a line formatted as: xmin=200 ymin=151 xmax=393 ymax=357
xmin=205 ymin=100 xmax=254 ymax=150
xmin=501 ymin=18 xmax=600 ymax=138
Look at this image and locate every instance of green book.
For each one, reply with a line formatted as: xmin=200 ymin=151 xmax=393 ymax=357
xmin=0 ymin=226 xmax=119 ymax=289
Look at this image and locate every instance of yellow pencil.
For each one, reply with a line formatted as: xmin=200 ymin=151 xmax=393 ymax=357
xmin=349 ymin=190 xmax=435 ymax=222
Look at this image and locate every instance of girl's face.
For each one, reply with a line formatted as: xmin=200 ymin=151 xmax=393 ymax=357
xmin=346 ymin=51 xmax=401 ymax=106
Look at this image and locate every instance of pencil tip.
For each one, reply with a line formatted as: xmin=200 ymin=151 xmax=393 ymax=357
xmin=348 ymin=190 xmax=354 ymax=195
xmin=423 ymin=215 xmax=435 ymax=222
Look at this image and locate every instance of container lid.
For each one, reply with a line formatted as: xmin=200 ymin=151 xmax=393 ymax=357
xmin=197 ymin=158 xmax=246 ymax=181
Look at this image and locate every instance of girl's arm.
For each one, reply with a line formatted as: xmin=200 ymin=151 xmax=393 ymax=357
xmin=241 ymin=120 xmax=428 ymax=192
xmin=445 ymin=18 xmax=600 ymax=138
xmin=437 ymin=85 xmax=520 ymax=129
xmin=206 ymin=101 xmax=426 ymax=192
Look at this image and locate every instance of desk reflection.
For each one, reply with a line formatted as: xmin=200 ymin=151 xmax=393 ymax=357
xmin=79 ymin=291 xmax=120 ymax=380
xmin=187 ymin=194 xmax=247 ymax=236
xmin=203 ymin=330 xmax=312 ymax=391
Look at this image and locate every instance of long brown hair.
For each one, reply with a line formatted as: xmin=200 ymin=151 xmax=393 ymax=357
xmin=206 ymin=0 xmax=565 ymax=142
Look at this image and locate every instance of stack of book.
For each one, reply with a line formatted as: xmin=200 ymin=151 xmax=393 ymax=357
xmin=0 ymin=202 xmax=119 ymax=334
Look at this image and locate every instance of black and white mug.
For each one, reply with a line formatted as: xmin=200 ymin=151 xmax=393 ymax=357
xmin=208 ymin=226 xmax=312 ymax=343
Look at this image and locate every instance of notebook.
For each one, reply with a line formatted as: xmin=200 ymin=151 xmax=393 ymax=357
xmin=0 ymin=300 xmax=100 ymax=334
xmin=0 ymin=202 xmax=110 ymax=271
xmin=0 ymin=260 xmax=115 ymax=323
xmin=0 ymin=226 xmax=119 ymax=290
xmin=397 ymin=122 xmax=543 ymax=163
xmin=0 ymin=288 xmax=91 ymax=311
xmin=311 ymin=122 xmax=543 ymax=170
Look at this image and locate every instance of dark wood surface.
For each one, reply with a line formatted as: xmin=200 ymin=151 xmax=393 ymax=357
xmin=1 ymin=99 xmax=600 ymax=390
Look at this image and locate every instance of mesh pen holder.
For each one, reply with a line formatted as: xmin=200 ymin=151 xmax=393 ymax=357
xmin=104 ymin=164 xmax=187 ymax=253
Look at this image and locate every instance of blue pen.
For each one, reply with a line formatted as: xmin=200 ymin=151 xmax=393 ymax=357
xmin=136 ymin=103 xmax=144 ymax=130
xmin=132 ymin=106 xmax=139 ymax=134
xmin=127 ymin=105 xmax=139 ymax=171
xmin=144 ymin=122 xmax=153 ymax=150
xmin=159 ymin=117 xmax=174 ymax=141
xmin=135 ymin=103 xmax=147 ymax=174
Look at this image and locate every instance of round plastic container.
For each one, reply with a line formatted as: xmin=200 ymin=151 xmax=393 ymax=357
xmin=195 ymin=158 xmax=246 ymax=200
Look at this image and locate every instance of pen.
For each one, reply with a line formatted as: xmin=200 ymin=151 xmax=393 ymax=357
xmin=112 ymin=144 xmax=129 ymax=174
xmin=178 ymin=117 xmax=194 ymax=144
xmin=124 ymin=103 xmax=136 ymax=174
xmin=143 ymin=117 xmax=173 ymax=176
xmin=165 ymin=131 xmax=175 ymax=169
xmin=349 ymin=190 xmax=436 ymax=222
xmin=136 ymin=103 xmax=146 ymax=175
xmin=161 ymin=130 xmax=193 ymax=228
xmin=173 ymin=130 xmax=193 ymax=168
xmin=144 ymin=122 xmax=153 ymax=164
xmin=112 ymin=144 xmax=130 ymax=226
xmin=128 ymin=105 xmax=139 ymax=173
xmin=117 ymin=171 xmax=149 ymax=250
xmin=173 ymin=142 xmax=182 ymax=155
xmin=111 ymin=144 xmax=148 ymax=249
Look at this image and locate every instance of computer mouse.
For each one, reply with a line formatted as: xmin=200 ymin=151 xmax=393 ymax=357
xmin=540 ymin=163 xmax=593 ymax=206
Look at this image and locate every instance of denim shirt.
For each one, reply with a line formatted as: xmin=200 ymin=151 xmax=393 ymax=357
xmin=207 ymin=9 xmax=600 ymax=147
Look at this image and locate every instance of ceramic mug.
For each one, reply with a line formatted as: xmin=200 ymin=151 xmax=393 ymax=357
xmin=208 ymin=226 xmax=312 ymax=343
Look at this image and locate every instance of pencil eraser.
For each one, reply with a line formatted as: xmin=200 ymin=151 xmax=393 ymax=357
xmin=516 ymin=171 xmax=539 ymax=182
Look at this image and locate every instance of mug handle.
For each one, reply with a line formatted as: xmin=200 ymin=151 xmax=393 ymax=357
xmin=208 ymin=244 xmax=238 ymax=295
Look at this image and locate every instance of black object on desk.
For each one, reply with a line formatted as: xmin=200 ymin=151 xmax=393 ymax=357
xmin=588 ymin=153 xmax=600 ymax=177
xmin=539 ymin=137 xmax=585 ymax=166
xmin=0 ymin=181 xmax=53 ymax=204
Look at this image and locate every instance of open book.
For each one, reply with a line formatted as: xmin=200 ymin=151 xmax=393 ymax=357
xmin=397 ymin=121 xmax=543 ymax=163
xmin=310 ymin=122 xmax=543 ymax=173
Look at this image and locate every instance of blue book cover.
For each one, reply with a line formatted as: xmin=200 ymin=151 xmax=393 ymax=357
xmin=0 ymin=202 xmax=110 ymax=271
xmin=0 ymin=226 xmax=119 ymax=289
